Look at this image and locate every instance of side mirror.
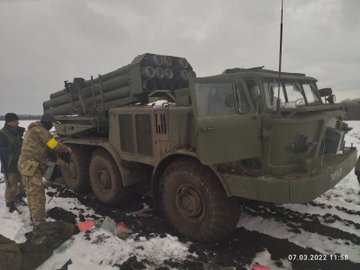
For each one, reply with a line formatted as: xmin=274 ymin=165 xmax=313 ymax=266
xmin=318 ymin=88 xmax=332 ymax=97
xmin=318 ymin=88 xmax=336 ymax=104
xmin=327 ymin=94 xmax=336 ymax=104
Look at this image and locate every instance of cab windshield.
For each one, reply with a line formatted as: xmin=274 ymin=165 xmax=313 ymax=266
xmin=263 ymin=80 xmax=320 ymax=110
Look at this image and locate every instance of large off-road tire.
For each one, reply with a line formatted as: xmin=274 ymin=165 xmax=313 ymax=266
xmin=160 ymin=158 xmax=240 ymax=242
xmin=61 ymin=146 xmax=91 ymax=193
xmin=89 ymin=149 xmax=133 ymax=206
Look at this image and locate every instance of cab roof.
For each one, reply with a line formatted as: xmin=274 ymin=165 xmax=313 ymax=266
xmin=198 ymin=67 xmax=317 ymax=82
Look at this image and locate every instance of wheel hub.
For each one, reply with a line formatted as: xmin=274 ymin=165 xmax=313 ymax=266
xmin=97 ymin=168 xmax=111 ymax=190
xmin=176 ymin=186 xmax=204 ymax=219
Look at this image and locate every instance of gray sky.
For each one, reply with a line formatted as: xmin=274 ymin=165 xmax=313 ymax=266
xmin=0 ymin=0 xmax=359 ymax=115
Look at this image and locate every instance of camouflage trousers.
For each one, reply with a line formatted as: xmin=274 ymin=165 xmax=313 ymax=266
xmin=4 ymin=172 xmax=25 ymax=203
xmin=22 ymin=170 xmax=46 ymax=225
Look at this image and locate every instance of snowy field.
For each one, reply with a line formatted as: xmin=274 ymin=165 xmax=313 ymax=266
xmin=0 ymin=120 xmax=359 ymax=270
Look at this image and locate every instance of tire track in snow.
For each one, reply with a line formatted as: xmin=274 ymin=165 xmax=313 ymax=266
xmin=241 ymin=201 xmax=360 ymax=246
xmin=237 ymin=215 xmax=360 ymax=264
xmin=308 ymin=201 xmax=360 ymax=218
xmin=282 ymin=203 xmax=360 ymax=236
xmin=230 ymin=227 xmax=360 ymax=270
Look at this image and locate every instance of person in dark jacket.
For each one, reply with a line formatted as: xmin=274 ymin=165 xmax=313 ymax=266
xmin=0 ymin=113 xmax=26 ymax=212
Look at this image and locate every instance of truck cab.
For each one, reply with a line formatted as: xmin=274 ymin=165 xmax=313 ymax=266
xmin=190 ymin=68 xmax=357 ymax=203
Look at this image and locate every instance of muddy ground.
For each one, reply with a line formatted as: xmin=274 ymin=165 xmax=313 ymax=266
xmin=46 ymin=186 xmax=360 ymax=270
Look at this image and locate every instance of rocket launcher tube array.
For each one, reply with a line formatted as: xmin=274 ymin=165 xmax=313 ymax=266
xmin=49 ymin=64 xmax=132 ymax=99
xmin=43 ymin=53 xmax=195 ymax=116
xmin=44 ymin=73 xmax=131 ymax=108
xmin=44 ymin=86 xmax=132 ymax=115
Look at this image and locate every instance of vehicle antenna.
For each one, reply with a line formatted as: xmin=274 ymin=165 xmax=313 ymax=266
xmin=276 ymin=0 xmax=284 ymax=110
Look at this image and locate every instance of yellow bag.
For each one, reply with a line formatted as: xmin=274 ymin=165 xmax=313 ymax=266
xmin=21 ymin=160 xmax=39 ymax=177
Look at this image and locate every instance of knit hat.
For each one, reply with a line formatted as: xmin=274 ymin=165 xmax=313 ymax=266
xmin=5 ymin=113 xmax=19 ymax=123
xmin=41 ymin=113 xmax=57 ymax=123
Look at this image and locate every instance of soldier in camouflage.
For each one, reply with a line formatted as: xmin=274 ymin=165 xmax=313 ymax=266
xmin=0 ymin=113 xmax=26 ymax=213
xmin=18 ymin=113 xmax=71 ymax=225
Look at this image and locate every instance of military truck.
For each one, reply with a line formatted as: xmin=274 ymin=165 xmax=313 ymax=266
xmin=43 ymin=53 xmax=357 ymax=242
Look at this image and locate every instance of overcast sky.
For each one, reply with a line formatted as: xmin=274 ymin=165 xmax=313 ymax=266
xmin=0 ymin=0 xmax=359 ymax=115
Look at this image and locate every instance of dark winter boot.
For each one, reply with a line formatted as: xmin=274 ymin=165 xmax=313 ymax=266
xmin=6 ymin=202 xmax=19 ymax=213
xmin=31 ymin=221 xmax=74 ymax=248
xmin=15 ymin=194 xmax=27 ymax=206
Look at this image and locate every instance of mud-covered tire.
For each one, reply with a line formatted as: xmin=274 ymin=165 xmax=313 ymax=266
xmin=89 ymin=149 xmax=133 ymax=206
xmin=160 ymin=158 xmax=240 ymax=242
xmin=61 ymin=146 xmax=91 ymax=193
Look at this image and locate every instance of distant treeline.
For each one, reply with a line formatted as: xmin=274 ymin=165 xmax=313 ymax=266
xmin=0 ymin=114 xmax=41 ymax=121
xmin=342 ymin=99 xmax=360 ymax=120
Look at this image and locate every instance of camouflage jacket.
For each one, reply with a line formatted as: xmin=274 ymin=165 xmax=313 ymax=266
xmin=18 ymin=121 xmax=68 ymax=173
xmin=0 ymin=124 xmax=25 ymax=173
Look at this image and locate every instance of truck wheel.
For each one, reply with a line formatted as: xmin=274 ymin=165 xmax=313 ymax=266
xmin=160 ymin=158 xmax=240 ymax=242
xmin=61 ymin=147 xmax=91 ymax=193
xmin=89 ymin=149 xmax=132 ymax=206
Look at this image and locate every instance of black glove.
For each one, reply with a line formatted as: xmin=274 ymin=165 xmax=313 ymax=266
xmin=58 ymin=152 xmax=71 ymax=164
xmin=48 ymin=152 xmax=58 ymax=162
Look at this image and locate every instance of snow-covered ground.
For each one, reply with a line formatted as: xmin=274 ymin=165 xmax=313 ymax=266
xmin=0 ymin=120 xmax=359 ymax=270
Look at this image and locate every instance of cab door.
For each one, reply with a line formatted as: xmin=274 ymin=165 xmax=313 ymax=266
xmin=190 ymin=78 xmax=262 ymax=165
